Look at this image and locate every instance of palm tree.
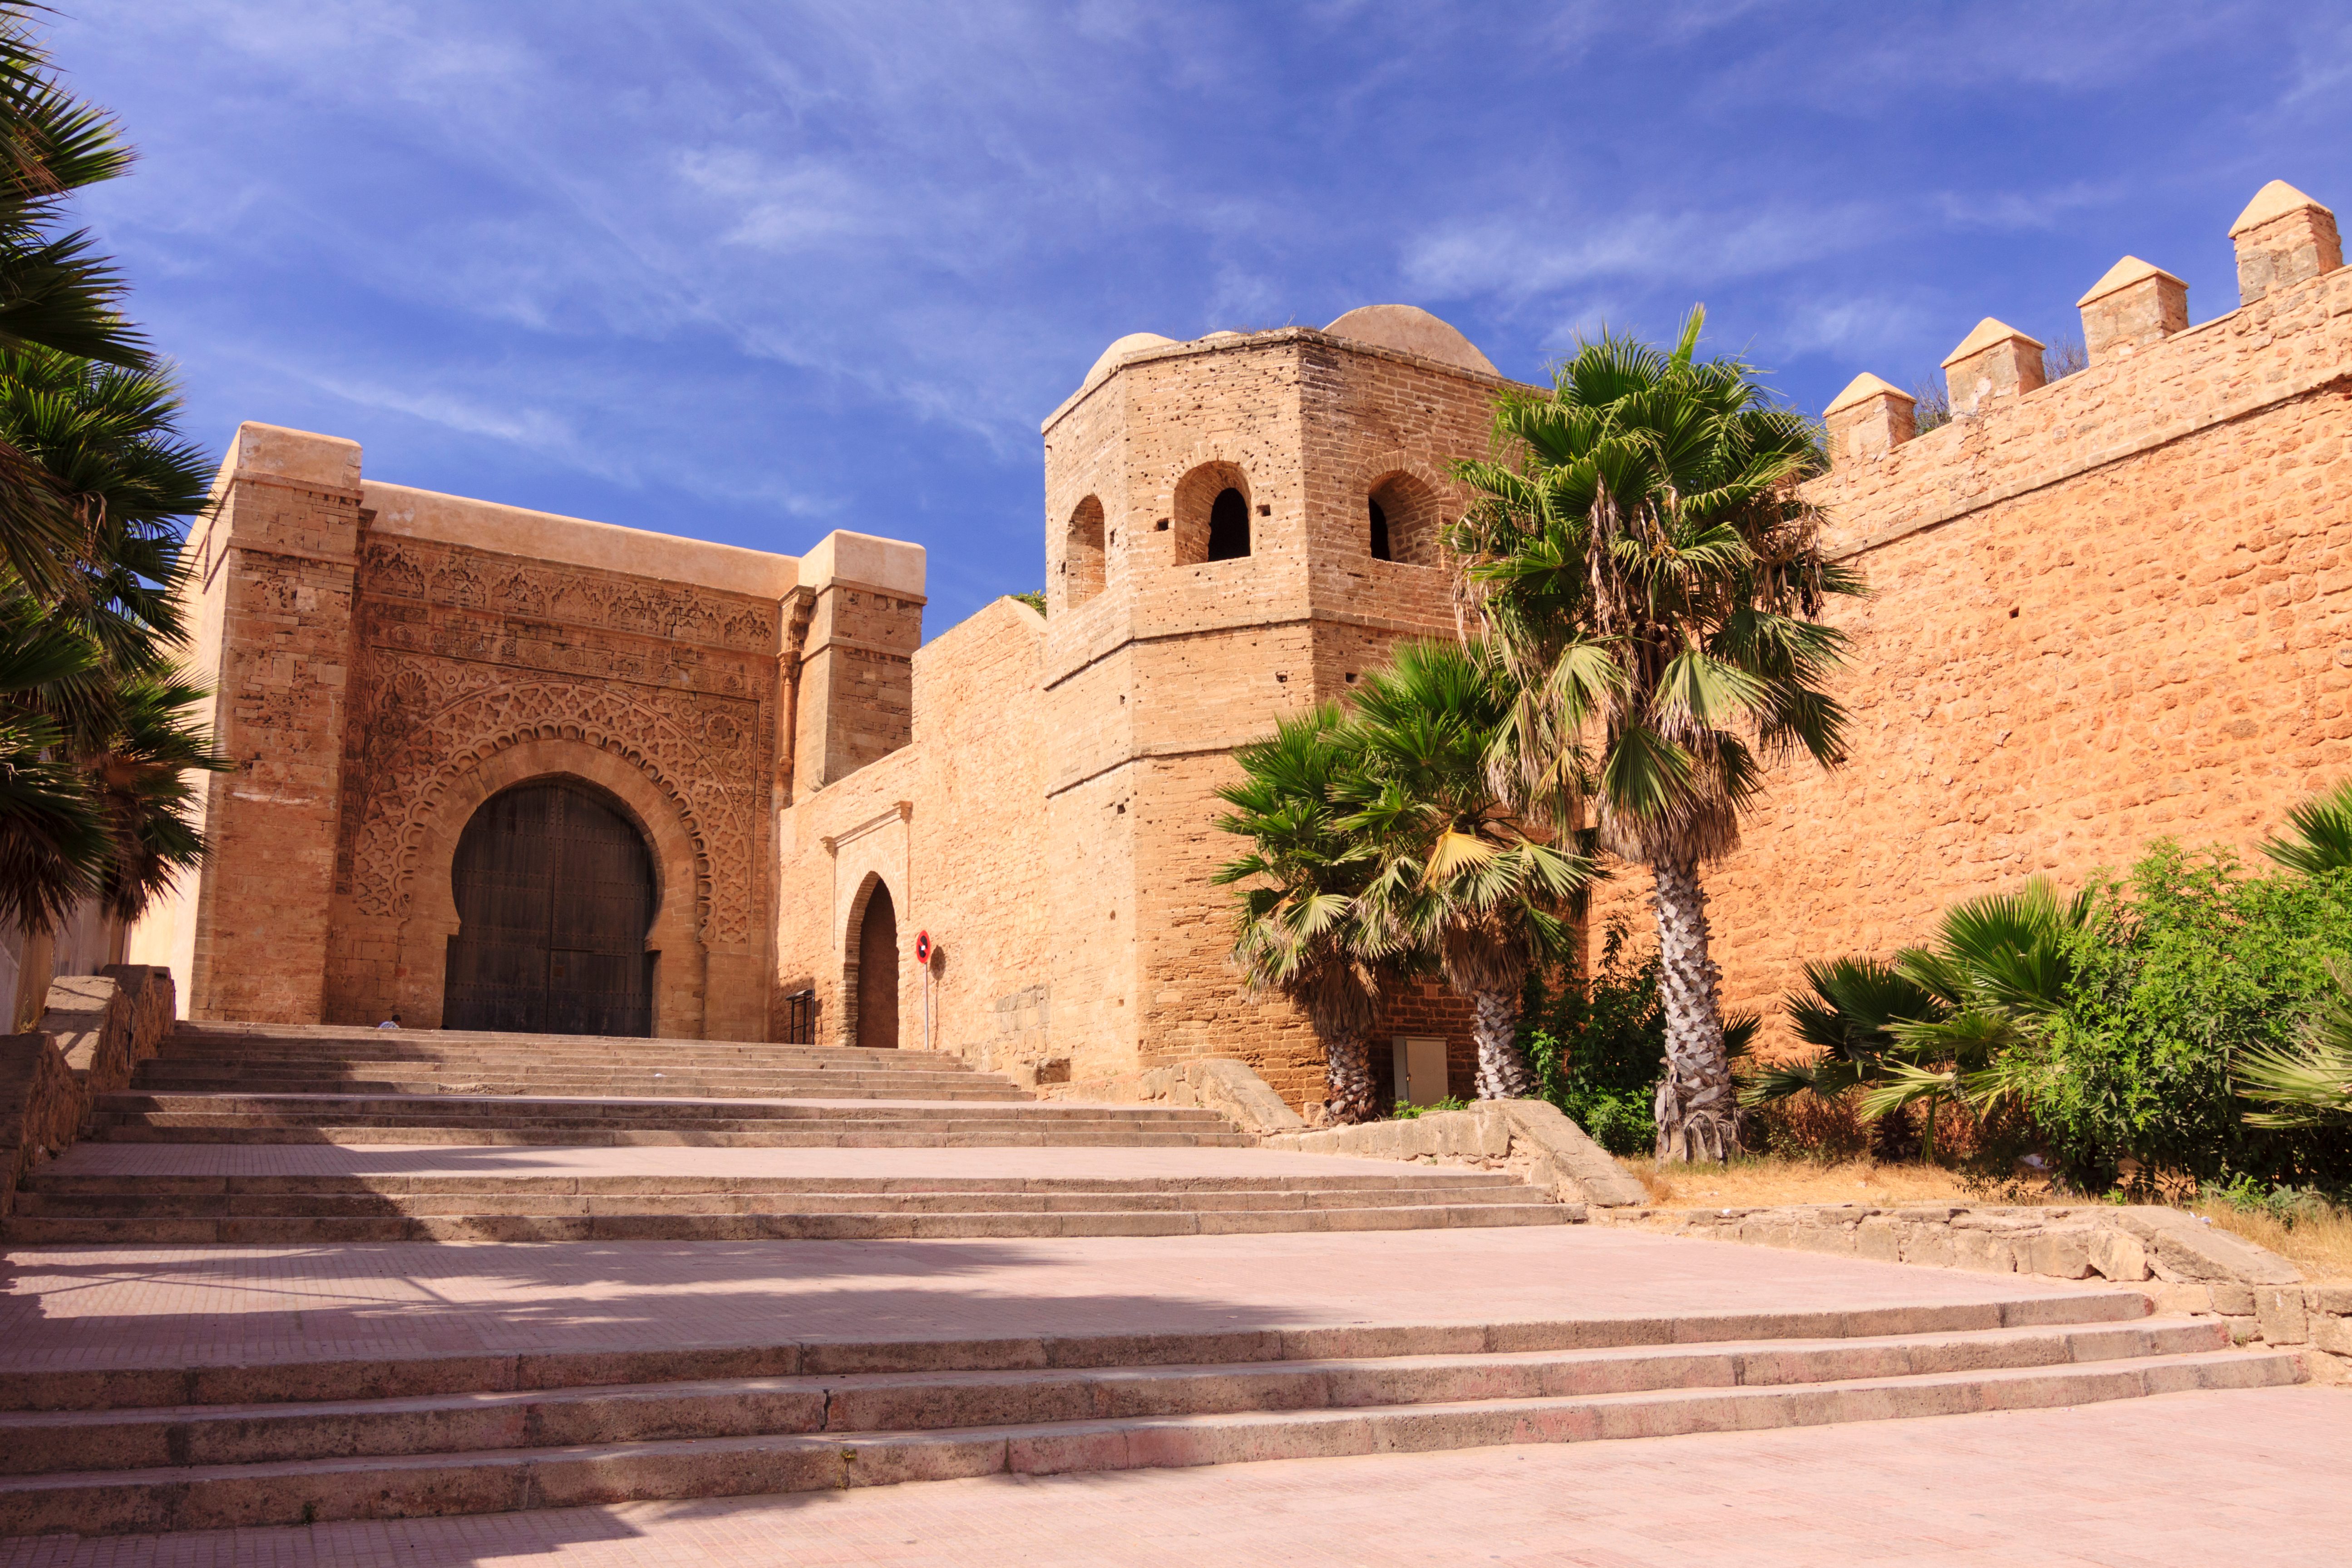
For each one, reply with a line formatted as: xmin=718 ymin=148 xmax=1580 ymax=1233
xmin=1449 ymin=307 xmax=1859 ymax=1160
xmin=0 ymin=5 xmax=148 ymax=603
xmin=1758 ymin=879 xmax=2088 ymax=1159
xmin=1750 ymin=956 xmax=1948 ymax=1120
xmin=1214 ymin=706 xmax=1386 ymax=1123
xmin=1340 ymin=640 xmax=1590 ymax=1100
xmin=0 ymin=592 xmax=103 ymax=929
xmin=2239 ymin=962 xmax=2352 ymax=1128
xmin=2261 ymin=779 xmax=2352 ymax=878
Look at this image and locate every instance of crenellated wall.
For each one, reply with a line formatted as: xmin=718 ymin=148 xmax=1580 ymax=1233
xmin=1595 ymin=179 xmax=2352 ymax=1042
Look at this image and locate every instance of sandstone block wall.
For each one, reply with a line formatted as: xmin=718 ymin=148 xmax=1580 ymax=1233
xmin=131 ymin=422 xmax=915 ymax=1042
xmin=1033 ymin=327 xmax=1526 ymax=1105
xmin=773 ymin=597 xmax=1052 ymax=1063
xmin=1589 ymin=187 xmax=2352 ymax=1049
xmin=138 ymin=426 xmax=363 ymax=1023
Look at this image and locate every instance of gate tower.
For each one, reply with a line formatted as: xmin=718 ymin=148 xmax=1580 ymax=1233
xmin=1037 ymin=306 xmax=1529 ymax=1101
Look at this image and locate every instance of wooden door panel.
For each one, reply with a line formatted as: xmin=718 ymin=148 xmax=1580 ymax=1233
xmin=443 ymin=779 xmax=657 ymax=1036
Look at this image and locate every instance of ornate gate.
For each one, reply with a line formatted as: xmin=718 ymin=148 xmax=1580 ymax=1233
xmin=443 ymin=778 xmax=658 ymax=1036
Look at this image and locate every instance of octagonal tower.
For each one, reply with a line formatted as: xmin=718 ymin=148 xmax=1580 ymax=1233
xmin=1036 ymin=306 xmax=1525 ymax=1102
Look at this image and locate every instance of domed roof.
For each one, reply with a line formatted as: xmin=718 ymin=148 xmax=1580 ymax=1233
xmin=1321 ymin=305 xmax=1499 ymax=376
xmin=1084 ymin=331 xmax=1178 ymax=384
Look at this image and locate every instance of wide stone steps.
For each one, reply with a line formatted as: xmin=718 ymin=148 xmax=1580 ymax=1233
xmin=81 ymin=1092 xmax=1254 ymax=1151
xmin=129 ymin=1073 xmax=1024 ymax=1102
xmin=0 ymin=1294 xmax=2298 ymax=1537
xmin=2 ymin=1171 xmax=1564 ymax=1244
xmin=128 ymin=1023 xmax=1031 ymax=1102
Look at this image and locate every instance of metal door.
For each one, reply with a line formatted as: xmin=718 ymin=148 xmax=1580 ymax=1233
xmin=443 ymin=779 xmax=657 ymax=1036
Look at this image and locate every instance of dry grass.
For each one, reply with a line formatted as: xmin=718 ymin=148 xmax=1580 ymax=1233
xmin=2186 ymin=1198 xmax=2352 ymax=1281
xmin=1624 ymin=1155 xmax=2005 ymax=1210
xmin=1625 ymin=1154 xmax=2352 ymax=1279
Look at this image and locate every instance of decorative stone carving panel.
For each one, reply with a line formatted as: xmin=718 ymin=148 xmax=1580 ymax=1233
xmin=337 ymin=536 xmax=781 ymax=948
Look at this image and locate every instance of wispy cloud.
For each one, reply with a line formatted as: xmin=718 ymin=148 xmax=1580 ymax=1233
xmin=49 ymin=0 xmax=2352 ymax=627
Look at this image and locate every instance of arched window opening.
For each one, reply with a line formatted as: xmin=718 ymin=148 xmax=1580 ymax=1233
xmin=1367 ymin=473 xmax=1443 ymax=567
xmin=1062 ymin=495 xmax=1106 ymax=607
xmin=443 ymin=778 xmax=657 ymax=1036
xmin=1207 ymin=488 xmax=1251 ymax=561
xmin=1171 ymin=461 xmax=1252 ymax=566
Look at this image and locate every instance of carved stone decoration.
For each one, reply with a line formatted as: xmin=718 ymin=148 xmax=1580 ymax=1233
xmin=343 ymin=656 xmax=759 ymax=944
xmin=338 ymin=534 xmax=784 ymax=956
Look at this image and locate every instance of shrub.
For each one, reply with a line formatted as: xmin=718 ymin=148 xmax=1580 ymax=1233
xmin=1521 ymin=918 xmax=1666 ymax=1156
xmin=2029 ymin=844 xmax=2352 ymax=1195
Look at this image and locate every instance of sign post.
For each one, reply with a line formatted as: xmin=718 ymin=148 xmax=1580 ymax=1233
xmin=915 ymin=931 xmax=933 ymax=1051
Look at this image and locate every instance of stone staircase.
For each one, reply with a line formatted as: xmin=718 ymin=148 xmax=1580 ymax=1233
xmin=74 ymin=1021 xmax=1246 ymax=1149
xmin=0 ymin=1289 xmax=2299 ymax=1537
xmin=5 ymin=1020 xmax=1577 ymax=1243
xmin=5 ymin=1168 xmax=1569 ymax=1244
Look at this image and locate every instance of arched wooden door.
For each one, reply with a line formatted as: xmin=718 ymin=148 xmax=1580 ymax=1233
xmin=443 ymin=778 xmax=658 ymax=1036
xmin=855 ymin=882 xmax=899 ymax=1049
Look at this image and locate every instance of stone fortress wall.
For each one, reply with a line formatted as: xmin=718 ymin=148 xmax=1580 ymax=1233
xmin=1586 ymin=179 xmax=2352 ymax=1044
xmin=128 ymin=425 xmax=920 ymax=1045
xmin=134 ymin=177 xmax=2352 ymax=1121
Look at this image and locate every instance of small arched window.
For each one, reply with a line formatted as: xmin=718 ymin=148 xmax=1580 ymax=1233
xmin=1207 ymin=488 xmax=1251 ymax=561
xmin=1062 ymin=495 xmax=1106 ymax=607
xmin=1171 ymin=462 xmax=1252 ymax=566
xmin=1367 ymin=473 xmax=1442 ymax=567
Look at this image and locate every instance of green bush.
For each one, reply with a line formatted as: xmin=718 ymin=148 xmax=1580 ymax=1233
xmin=1521 ymin=918 xmax=1665 ymax=1157
xmin=2029 ymin=845 xmax=2352 ymax=1195
xmin=1389 ymin=1096 xmax=1471 ymax=1120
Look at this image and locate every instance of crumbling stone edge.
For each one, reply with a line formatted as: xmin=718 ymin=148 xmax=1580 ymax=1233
xmin=0 ymin=966 xmax=174 ymax=1219
xmin=1605 ymin=1200 xmax=2352 ymax=1380
xmin=1041 ymin=1058 xmax=1311 ymax=1138
xmin=1263 ymin=1099 xmax=1648 ymax=1211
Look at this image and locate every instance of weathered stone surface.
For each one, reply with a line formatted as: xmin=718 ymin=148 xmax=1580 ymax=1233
xmin=1047 ymin=1058 xmax=1307 ymax=1137
xmin=2087 ymin=1230 xmax=2150 ymax=1282
xmin=1488 ymin=1099 xmax=1648 ymax=1206
xmin=2254 ymin=1286 xmax=2311 ymax=1346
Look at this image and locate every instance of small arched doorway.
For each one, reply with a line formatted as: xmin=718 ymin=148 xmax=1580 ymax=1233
xmin=442 ymin=777 xmax=658 ymax=1036
xmin=855 ymin=881 xmax=900 ymax=1049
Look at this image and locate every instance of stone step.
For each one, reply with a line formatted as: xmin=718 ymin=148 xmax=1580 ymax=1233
xmin=0 ymin=1292 xmax=2155 ymax=1412
xmin=0 ymin=1202 xmax=1577 ymax=1245
xmin=134 ymin=1068 xmax=1020 ymax=1088
xmin=146 ymin=1053 xmax=995 ymax=1073
xmin=0 ymin=1317 xmax=2229 ymax=1476
xmin=92 ymin=1092 xmax=1218 ymax=1124
xmin=15 ymin=1186 xmax=1540 ymax=1218
xmin=0 ymin=1341 xmax=2295 ymax=1536
xmin=24 ymin=1171 xmax=1526 ymax=1196
xmin=84 ymin=1125 xmax=1253 ymax=1148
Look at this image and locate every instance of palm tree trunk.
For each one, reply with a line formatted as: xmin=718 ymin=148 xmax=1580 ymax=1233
xmin=1323 ymin=1029 xmax=1376 ymax=1124
xmin=1650 ymin=856 xmax=1741 ymax=1162
xmin=1471 ymin=988 xmax=1536 ymax=1100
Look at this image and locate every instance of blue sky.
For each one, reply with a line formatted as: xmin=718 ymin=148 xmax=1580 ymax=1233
xmin=55 ymin=1 xmax=2352 ymax=631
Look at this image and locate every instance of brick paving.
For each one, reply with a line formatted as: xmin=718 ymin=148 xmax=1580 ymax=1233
xmin=0 ymin=1228 xmax=2095 ymax=1376
xmin=1 ymin=1384 xmax=2338 ymax=1565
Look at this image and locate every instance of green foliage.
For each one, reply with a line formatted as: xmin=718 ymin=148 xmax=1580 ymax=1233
xmin=1520 ymin=918 xmax=1666 ymax=1156
xmin=2029 ymin=844 xmax=2352 ymax=1193
xmin=1212 ymin=705 xmax=1383 ymax=1119
xmin=1007 ymin=591 xmax=1045 ymax=617
xmin=2261 ymin=778 xmax=2352 ymax=877
xmin=2237 ymin=961 xmax=2352 ymax=1129
xmin=1389 ymin=1096 xmax=1471 ymax=1120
